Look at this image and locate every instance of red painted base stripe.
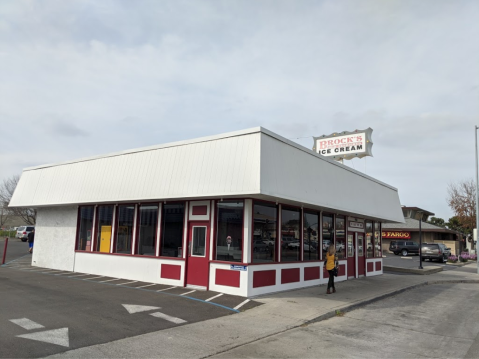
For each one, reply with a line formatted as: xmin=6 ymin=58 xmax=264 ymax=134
xmin=215 ymin=269 xmax=240 ymax=288
xmin=304 ymin=266 xmax=320 ymax=281
xmin=161 ymin=264 xmax=181 ymax=280
xmin=281 ymin=268 xmax=300 ymax=284
xmin=253 ymin=270 xmax=276 ymax=288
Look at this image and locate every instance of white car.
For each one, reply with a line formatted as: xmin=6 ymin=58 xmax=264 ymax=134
xmin=16 ymin=226 xmax=35 ymax=242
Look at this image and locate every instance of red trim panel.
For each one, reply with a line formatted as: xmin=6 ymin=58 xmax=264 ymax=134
xmin=161 ymin=264 xmax=182 ymax=280
xmin=376 ymin=261 xmax=381 ymax=271
xmin=304 ymin=266 xmax=320 ymax=281
xmin=192 ymin=206 xmax=208 ymax=216
xmin=215 ymin=269 xmax=240 ymax=288
xmin=338 ymin=264 xmax=346 ymax=276
xmin=253 ymin=270 xmax=276 ymax=288
xmin=281 ymin=268 xmax=300 ymax=284
xmin=367 ymin=262 xmax=374 ymax=272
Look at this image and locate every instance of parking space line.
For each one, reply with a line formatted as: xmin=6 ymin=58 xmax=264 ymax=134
xmin=180 ymin=290 xmax=196 ymax=296
xmin=99 ymin=278 xmax=122 ymax=283
xmin=157 ymin=287 xmax=176 ymax=292
xmin=205 ymin=293 xmax=223 ymax=302
xmin=10 ymin=318 xmax=45 ymax=330
xmin=136 ymin=283 xmax=157 ymax=288
xmin=234 ymin=299 xmax=250 ymax=310
xmin=84 ymin=276 xmax=104 ymax=280
xmin=68 ymin=273 xmax=90 ymax=278
xmin=116 ymin=281 xmax=137 ymax=286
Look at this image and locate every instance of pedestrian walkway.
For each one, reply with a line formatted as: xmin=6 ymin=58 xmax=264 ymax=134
xmin=49 ymin=265 xmax=479 ymax=358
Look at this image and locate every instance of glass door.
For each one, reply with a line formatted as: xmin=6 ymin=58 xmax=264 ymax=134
xmin=347 ymin=233 xmax=355 ymax=278
xmin=357 ymin=233 xmax=365 ymax=276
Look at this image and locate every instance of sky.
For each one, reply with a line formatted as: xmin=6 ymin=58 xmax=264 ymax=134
xmin=1 ymin=0 xmax=478 ymax=221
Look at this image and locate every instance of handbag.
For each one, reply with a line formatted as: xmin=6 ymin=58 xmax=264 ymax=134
xmin=333 ymin=258 xmax=339 ymax=277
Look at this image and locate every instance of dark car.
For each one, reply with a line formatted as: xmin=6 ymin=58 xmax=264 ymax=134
xmin=389 ymin=240 xmax=419 ymax=256
xmin=421 ymin=243 xmax=450 ymax=263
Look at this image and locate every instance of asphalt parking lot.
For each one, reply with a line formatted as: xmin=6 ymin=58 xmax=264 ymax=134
xmin=0 ymin=239 xmax=261 ymax=358
xmin=382 ymin=252 xmax=457 ymax=271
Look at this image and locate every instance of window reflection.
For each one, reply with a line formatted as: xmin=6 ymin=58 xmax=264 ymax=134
xmin=281 ymin=207 xmax=300 ymax=262
xmin=160 ymin=204 xmax=185 ymax=258
xmin=303 ymin=211 xmax=319 ymax=261
xmin=115 ymin=205 xmax=135 ymax=254
xmin=374 ymin=222 xmax=381 ymax=257
xmin=95 ymin=205 xmax=114 ymax=253
xmin=335 ymin=216 xmax=345 ymax=260
xmin=365 ymin=221 xmax=373 ymax=258
xmin=322 ymin=214 xmax=334 ymax=260
xmin=137 ymin=204 xmax=158 ymax=256
xmin=216 ymin=201 xmax=243 ymax=262
xmin=77 ymin=206 xmax=94 ymax=251
xmin=252 ymin=202 xmax=277 ymax=263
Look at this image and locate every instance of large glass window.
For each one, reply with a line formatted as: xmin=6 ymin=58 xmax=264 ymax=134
xmin=322 ymin=214 xmax=334 ymax=259
xmin=95 ymin=205 xmax=114 ymax=252
xmin=366 ymin=221 xmax=373 ymax=258
xmin=115 ymin=205 xmax=135 ymax=254
xmin=216 ymin=201 xmax=243 ymax=262
xmin=281 ymin=207 xmax=300 ymax=262
xmin=160 ymin=203 xmax=185 ymax=257
xmin=137 ymin=204 xmax=158 ymax=256
xmin=252 ymin=202 xmax=277 ymax=263
xmin=374 ymin=222 xmax=381 ymax=257
xmin=303 ymin=211 xmax=319 ymax=261
xmin=77 ymin=206 xmax=94 ymax=251
xmin=335 ymin=216 xmax=346 ymax=260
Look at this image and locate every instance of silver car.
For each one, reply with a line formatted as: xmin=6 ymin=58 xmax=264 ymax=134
xmin=16 ymin=226 xmax=35 ymax=242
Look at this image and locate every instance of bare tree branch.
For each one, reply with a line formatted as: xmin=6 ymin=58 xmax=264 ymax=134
xmin=0 ymin=175 xmax=36 ymax=225
xmin=447 ymin=178 xmax=476 ymax=233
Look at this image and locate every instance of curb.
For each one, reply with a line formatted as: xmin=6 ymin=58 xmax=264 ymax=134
xmin=383 ymin=265 xmax=443 ymax=275
xmin=305 ymin=279 xmax=479 ymax=326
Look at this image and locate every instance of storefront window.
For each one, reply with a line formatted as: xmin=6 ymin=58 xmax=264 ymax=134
xmin=374 ymin=222 xmax=381 ymax=257
xmin=216 ymin=201 xmax=243 ymax=262
xmin=303 ymin=211 xmax=319 ymax=261
xmin=322 ymin=214 xmax=334 ymax=260
xmin=252 ymin=202 xmax=277 ymax=263
xmin=77 ymin=206 xmax=94 ymax=251
xmin=95 ymin=205 xmax=114 ymax=252
xmin=366 ymin=221 xmax=373 ymax=258
xmin=281 ymin=207 xmax=300 ymax=262
xmin=160 ymin=204 xmax=185 ymax=257
xmin=137 ymin=204 xmax=158 ymax=256
xmin=115 ymin=205 xmax=135 ymax=254
xmin=335 ymin=216 xmax=346 ymax=260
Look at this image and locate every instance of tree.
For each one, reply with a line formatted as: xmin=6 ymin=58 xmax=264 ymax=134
xmin=0 ymin=175 xmax=36 ymax=225
xmin=0 ymin=204 xmax=10 ymax=228
xmin=447 ymin=179 xmax=476 ymax=234
xmin=427 ymin=217 xmax=445 ymax=227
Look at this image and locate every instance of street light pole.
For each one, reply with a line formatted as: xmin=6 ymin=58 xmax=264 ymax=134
xmin=419 ymin=213 xmax=423 ymax=269
xmin=475 ymin=126 xmax=479 ymax=274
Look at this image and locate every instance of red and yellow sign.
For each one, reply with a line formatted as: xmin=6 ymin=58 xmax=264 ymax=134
xmin=381 ymin=231 xmax=411 ymax=239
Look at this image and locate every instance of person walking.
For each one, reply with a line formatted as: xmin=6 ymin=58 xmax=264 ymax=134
xmin=325 ymin=244 xmax=337 ymax=294
xmin=27 ymin=228 xmax=35 ymax=254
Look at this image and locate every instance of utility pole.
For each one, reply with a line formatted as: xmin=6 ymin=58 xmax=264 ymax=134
xmin=475 ymin=126 xmax=479 ymax=274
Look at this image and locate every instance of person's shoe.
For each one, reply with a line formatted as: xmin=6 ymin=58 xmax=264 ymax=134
xmin=332 ymin=288 xmax=336 ymax=293
xmin=326 ymin=289 xmax=331 ymax=294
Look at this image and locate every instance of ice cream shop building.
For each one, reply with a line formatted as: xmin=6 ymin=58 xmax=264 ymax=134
xmin=10 ymin=127 xmax=404 ymax=297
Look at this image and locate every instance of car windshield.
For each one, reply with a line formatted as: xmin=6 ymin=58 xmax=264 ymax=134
xmin=18 ymin=227 xmax=25 ymax=231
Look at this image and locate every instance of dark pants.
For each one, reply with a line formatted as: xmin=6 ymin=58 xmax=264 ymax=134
xmin=327 ymin=270 xmax=335 ymax=290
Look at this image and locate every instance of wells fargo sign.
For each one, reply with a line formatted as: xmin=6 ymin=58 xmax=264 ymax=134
xmin=381 ymin=231 xmax=411 ymax=239
xmin=313 ymin=128 xmax=373 ymax=161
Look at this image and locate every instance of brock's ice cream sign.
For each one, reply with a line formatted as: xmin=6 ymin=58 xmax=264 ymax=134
xmin=313 ymin=128 xmax=373 ymax=161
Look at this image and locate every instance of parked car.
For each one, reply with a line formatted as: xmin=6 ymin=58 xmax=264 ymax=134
xmin=389 ymin=240 xmax=419 ymax=256
xmin=16 ymin=226 xmax=35 ymax=242
xmin=253 ymin=239 xmax=269 ymax=252
xmin=281 ymin=236 xmax=297 ymax=249
xmin=422 ymin=243 xmax=450 ymax=263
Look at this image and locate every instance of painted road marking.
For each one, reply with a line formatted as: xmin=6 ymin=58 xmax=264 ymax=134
xmin=157 ymin=286 xmax=176 ymax=292
xmin=116 ymin=281 xmax=138 ymax=286
xmin=17 ymin=328 xmax=69 ymax=347
xmin=122 ymin=304 xmax=161 ymax=314
xmin=99 ymin=278 xmax=122 ymax=283
xmin=180 ymin=290 xmax=196 ymax=296
xmin=205 ymin=293 xmax=223 ymax=302
xmin=234 ymin=299 xmax=250 ymax=310
xmin=10 ymin=318 xmax=45 ymax=330
xmin=150 ymin=312 xmax=187 ymax=324
xmin=136 ymin=283 xmax=157 ymax=288
xmin=85 ymin=276 xmax=104 ymax=280
xmin=68 ymin=273 xmax=90 ymax=278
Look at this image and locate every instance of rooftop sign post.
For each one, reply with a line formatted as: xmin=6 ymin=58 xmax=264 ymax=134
xmin=313 ymin=128 xmax=373 ymax=161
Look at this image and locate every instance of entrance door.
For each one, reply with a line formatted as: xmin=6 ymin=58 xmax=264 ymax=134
xmin=186 ymin=222 xmax=210 ymax=288
xmin=347 ymin=233 xmax=355 ymax=278
xmin=357 ymin=233 xmax=365 ymax=276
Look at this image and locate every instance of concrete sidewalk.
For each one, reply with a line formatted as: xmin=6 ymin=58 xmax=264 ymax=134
xmin=49 ymin=264 xmax=479 ymax=359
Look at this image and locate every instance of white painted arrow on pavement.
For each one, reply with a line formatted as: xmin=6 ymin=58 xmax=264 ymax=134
xmin=122 ymin=304 xmax=161 ymax=314
xmin=17 ymin=328 xmax=69 ymax=347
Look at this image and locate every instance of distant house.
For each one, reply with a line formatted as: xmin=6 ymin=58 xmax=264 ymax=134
xmin=382 ymin=206 xmax=464 ymax=255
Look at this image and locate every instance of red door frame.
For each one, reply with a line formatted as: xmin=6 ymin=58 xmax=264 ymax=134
xmin=185 ymin=221 xmax=210 ymax=287
xmin=347 ymin=232 xmax=355 ymax=278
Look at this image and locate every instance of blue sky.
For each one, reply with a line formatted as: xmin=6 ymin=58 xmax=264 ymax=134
xmin=1 ymin=0 xmax=478 ymax=221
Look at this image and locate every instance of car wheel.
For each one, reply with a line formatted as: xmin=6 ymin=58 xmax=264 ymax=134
xmin=443 ymin=255 xmax=447 ymax=263
xmin=401 ymin=249 xmax=408 ymax=256
xmin=21 ymin=238 xmax=27 ymax=242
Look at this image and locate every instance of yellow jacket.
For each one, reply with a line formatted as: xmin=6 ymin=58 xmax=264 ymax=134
xmin=325 ymin=252 xmax=336 ymax=271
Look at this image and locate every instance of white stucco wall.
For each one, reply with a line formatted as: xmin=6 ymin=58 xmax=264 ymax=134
xmin=32 ymin=206 xmax=77 ymax=271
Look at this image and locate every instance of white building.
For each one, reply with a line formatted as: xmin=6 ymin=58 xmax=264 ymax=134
xmin=10 ymin=127 xmax=404 ymax=297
